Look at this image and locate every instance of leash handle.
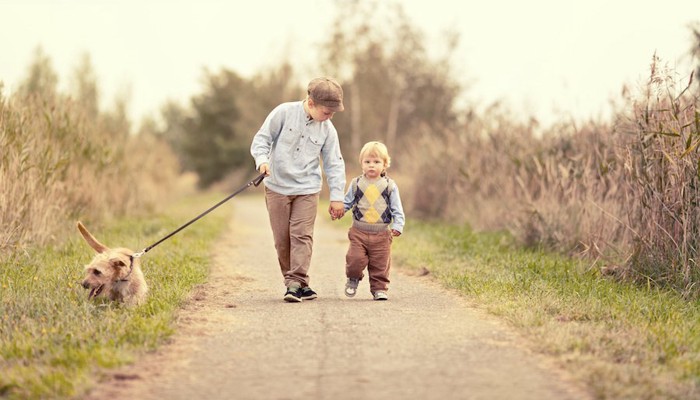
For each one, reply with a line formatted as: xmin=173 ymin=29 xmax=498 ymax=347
xmin=253 ymin=173 xmax=265 ymax=187
xmin=134 ymin=173 xmax=266 ymax=258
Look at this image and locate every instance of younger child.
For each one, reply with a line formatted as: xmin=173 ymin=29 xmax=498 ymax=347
xmin=342 ymin=141 xmax=405 ymax=301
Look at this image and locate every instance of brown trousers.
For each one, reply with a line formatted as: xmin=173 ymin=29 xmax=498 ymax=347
xmin=345 ymin=226 xmax=393 ymax=292
xmin=264 ymin=187 xmax=319 ymax=287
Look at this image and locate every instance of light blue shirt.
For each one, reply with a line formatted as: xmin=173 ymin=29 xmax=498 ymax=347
xmin=250 ymin=101 xmax=346 ymax=201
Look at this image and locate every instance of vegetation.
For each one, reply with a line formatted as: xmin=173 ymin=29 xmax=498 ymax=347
xmin=156 ymin=0 xmax=700 ymax=298
xmin=2 ymin=0 xmax=700 ymax=398
xmin=399 ymin=55 xmax=700 ymax=298
xmin=393 ymin=221 xmax=700 ymax=399
xmin=159 ymin=68 xmax=295 ymax=188
xmin=0 ymin=47 xmax=179 ymax=254
xmin=0 ymin=192 xmax=229 ymax=399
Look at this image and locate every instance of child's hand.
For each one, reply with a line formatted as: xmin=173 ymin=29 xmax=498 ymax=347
xmin=391 ymin=229 xmax=401 ymax=237
xmin=329 ymin=202 xmax=345 ymax=220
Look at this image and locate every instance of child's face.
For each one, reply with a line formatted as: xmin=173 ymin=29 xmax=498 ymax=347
xmin=361 ymin=154 xmax=385 ymax=179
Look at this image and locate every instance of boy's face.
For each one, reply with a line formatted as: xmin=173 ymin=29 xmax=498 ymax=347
xmin=308 ymin=100 xmax=336 ymax=122
xmin=362 ymin=154 xmax=385 ymax=179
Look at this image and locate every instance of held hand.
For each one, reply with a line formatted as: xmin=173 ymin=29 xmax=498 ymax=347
xmin=329 ymin=201 xmax=345 ymax=220
xmin=328 ymin=207 xmax=344 ymax=220
xmin=258 ymin=163 xmax=271 ymax=176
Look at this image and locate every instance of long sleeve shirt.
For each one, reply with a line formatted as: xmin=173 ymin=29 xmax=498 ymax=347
xmin=250 ymin=101 xmax=346 ymax=201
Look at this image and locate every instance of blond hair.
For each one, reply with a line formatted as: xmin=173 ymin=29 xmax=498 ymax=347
xmin=359 ymin=141 xmax=391 ymax=168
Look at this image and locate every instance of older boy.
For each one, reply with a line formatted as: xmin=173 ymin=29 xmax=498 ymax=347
xmin=250 ymin=77 xmax=346 ymax=302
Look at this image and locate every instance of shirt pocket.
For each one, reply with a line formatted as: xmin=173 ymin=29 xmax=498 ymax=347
xmin=278 ymin=127 xmax=299 ymax=150
xmin=304 ymin=132 xmax=324 ymax=157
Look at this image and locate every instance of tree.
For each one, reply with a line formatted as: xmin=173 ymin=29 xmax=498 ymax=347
xmin=70 ymin=53 xmax=100 ymax=122
xmin=18 ymin=46 xmax=58 ymax=101
xmin=321 ymin=0 xmax=463 ymax=164
xmin=234 ymin=62 xmax=299 ymax=147
xmin=157 ymin=100 xmax=189 ymax=169
xmin=178 ymin=68 xmax=248 ymax=188
xmin=159 ymin=63 xmax=300 ymax=186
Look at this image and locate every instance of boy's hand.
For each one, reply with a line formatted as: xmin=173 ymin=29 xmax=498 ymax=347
xmin=391 ymin=229 xmax=401 ymax=237
xmin=329 ymin=201 xmax=345 ymax=220
xmin=258 ymin=163 xmax=270 ymax=176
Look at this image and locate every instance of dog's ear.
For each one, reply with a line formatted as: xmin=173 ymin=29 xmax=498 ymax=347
xmin=109 ymin=257 xmax=127 ymax=269
xmin=77 ymin=221 xmax=109 ymax=253
xmin=109 ymin=257 xmax=131 ymax=278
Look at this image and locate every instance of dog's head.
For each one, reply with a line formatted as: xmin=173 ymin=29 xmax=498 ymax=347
xmin=77 ymin=221 xmax=137 ymax=301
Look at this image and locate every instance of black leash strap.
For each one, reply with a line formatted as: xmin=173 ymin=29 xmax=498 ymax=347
xmin=130 ymin=173 xmax=265 ymax=261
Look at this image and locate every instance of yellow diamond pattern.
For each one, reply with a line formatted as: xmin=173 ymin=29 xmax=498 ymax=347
xmin=364 ymin=185 xmax=381 ymax=204
xmin=362 ymin=185 xmax=382 ymax=223
xmin=364 ymin=208 xmax=380 ymax=223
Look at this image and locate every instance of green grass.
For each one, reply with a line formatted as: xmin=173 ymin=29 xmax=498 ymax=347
xmin=6 ymin=196 xmax=700 ymax=399
xmin=392 ymin=221 xmax=700 ymax=400
xmin=0 ymin=192 xmax=229 ymax=399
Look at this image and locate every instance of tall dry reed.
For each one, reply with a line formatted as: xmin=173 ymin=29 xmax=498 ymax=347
xmin=0 ymin=91 xmax=180 ymax=254
xmin=405 ymin=55 xmax=699 ymax=297
xmin=616 ymin=55 xmax=700 ymax=294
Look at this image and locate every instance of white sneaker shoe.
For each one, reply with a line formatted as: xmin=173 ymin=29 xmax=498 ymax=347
xmin=344 ymin=278 xmax=360 ymax=297
xmin=372 ymin=291 xmax=388 ymax=301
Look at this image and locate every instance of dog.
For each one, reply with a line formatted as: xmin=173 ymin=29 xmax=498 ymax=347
xmin=77 ymin=221 xmax=148 ymax=306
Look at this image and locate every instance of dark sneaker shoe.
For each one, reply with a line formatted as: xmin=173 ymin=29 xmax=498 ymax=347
xmin=301 ymin=287 xmax=317 ymax=300
xmin=344 ymin=278 xmax=360 ymax=297
xmin=284 ymin=285 xmax=302 ymax=303
xmin=372 ymin=291 xmax=388 ymax=301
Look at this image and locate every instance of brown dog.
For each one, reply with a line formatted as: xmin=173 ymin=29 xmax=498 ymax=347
xmin=77 ymin=221 xmax=148 ymax=306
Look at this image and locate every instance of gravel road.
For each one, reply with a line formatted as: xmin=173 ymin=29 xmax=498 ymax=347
xmin=85 ymin=194 xmax=589 ymax=400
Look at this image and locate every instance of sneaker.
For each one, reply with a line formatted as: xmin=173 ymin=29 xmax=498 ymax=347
xmin=372 ymin=291 xmax=388 ymax=301
xmin=284 ymin=285 xmax=302 ymax=303
xmin=301 ymin=287 xmax=317 ymax=300
xmin=344 ymin=278 xmax=360 ymax=297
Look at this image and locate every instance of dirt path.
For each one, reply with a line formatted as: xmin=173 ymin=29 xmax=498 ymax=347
xmin=85 ymin=194 xmax=588 ymax=400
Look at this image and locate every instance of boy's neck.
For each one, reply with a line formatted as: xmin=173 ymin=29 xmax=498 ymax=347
xmin=302 ymin=99 xmax=313 ymax=121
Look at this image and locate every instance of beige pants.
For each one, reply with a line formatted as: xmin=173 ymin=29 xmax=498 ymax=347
xmin=264 ymin=187 xmax=319 ymax=287
xmin=345 ymin=226 xmax=392 ymax=292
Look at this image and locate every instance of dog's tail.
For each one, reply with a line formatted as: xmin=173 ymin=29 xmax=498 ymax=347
xmin=77 ymin=221 xmax=109 ymax=253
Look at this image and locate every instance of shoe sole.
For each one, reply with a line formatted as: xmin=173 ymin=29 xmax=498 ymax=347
xmin=301 ymin=294 xmax=317 ymax=300
xmin=284 ymin=294 xmax=302 ymax=303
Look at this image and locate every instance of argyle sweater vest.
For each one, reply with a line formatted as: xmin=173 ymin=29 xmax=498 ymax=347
xmin=350 ymin=176 xmax=394 ymax=232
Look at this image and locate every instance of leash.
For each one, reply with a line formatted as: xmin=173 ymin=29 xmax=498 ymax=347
xmin=128 ymin=173 xmax=265 ymax=265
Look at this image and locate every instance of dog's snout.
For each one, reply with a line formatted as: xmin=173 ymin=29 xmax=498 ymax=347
xmin=82 ymin=280 xmax=89 ymax=289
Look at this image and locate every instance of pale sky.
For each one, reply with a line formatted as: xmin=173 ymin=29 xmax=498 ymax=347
xmin=1 ymin=0 xmax=697 ymax=128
